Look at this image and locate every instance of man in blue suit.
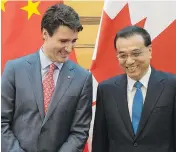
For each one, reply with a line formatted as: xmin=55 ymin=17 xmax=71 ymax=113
xmin=92 ymin=26 xmax=176 ymax=152
xmin=1 ymin=4 xmax=92 ymax=152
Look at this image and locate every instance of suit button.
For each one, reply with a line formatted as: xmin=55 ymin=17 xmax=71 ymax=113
xmin=133 ymin=142 xmax=138 ymax=147
xmin=41 ymin=127 xmax=46 ymax=133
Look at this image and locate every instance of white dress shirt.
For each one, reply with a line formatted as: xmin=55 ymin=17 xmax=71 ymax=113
xmin=39 ymin=48 xmax=63 ymax=86
xmin=127 ymin=66 xmax=152 ymax=121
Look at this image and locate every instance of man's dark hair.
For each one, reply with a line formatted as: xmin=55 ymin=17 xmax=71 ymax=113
xmin=41 ymin=3 xmax=83 ymax=36
xmin=114 ymin=26 xmax=151 ymax=49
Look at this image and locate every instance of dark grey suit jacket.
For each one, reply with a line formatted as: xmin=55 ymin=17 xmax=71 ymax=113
xmin=92 ymin=69 xmax=176 ymax=152
xmin=1 ymin=52 xmax=92 ymax=152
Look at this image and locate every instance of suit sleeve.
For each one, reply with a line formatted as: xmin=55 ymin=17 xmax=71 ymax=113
xmin=1 ymin=61 xmax=26 ymax=152
xmin=59 ymin=73 xmax=92 ymax=152
xmin=92 ymin=84 xmax=109 ymax=152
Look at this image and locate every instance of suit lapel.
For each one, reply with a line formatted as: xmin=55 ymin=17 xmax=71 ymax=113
xmin=26 ymin=51 xmax=45 ymax=121
xmin=114 ymin=75 xmax=134 ymax=138
xmin=135 ymin=69 xmax=164 ymax=139
xmin=42 ymin=60 xmax=75 ymax=125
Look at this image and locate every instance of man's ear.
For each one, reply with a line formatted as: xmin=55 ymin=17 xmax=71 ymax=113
xmin=148 ymin=45 xmax=152 ymax=59
xmin=42 ymin=28 xmax=48 ymax=40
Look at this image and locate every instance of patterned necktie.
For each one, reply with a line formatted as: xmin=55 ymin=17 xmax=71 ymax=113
xmin=132 ymin=81 xmax=143 ymax=134
xmin=43 ymin=63 xmax=56 ymax=113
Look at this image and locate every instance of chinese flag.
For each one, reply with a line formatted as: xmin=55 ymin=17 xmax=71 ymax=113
xmin=89 ymin=1 xmax=176 ymax=151
xmin=1 ymin=0 xmax=78 ymax=72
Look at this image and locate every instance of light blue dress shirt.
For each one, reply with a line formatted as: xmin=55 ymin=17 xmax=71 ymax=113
xmin=39 ymin=48 xmax=63 ymax=86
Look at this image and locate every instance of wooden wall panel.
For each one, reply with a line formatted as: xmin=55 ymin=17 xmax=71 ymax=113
xmin=64 ymin=1 xmax=104 ymax=69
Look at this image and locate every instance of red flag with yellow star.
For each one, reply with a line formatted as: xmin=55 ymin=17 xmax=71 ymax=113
xmin=1 ymin=0 xmax=78 ymax=72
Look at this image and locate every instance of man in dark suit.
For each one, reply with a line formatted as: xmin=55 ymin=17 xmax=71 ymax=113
xmin=1 ymin=4 xmax=92 ymax=152
xmin=92 ymin=26 xmax=176 ymax=152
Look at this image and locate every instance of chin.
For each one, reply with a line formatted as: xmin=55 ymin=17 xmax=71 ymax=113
xmin=57 ymin=58 xmax=67 ymax=63
xmin=127 ymin=72 xmax=140 ymax=80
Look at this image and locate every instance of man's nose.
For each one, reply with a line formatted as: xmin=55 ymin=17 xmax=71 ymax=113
xmin=65 ymin=42 xmax=73 ymax=52
xmin=126 ymin=56 xmax=135 ymax=65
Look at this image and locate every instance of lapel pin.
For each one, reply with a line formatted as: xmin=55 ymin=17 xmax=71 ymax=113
xmin=67 ymin=76 xmax=71 ymax=79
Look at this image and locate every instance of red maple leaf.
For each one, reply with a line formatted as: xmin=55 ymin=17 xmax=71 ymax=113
xmin=90 ymin=4 xmax=146 ymax=83
xmin=151 ymin=20 xmax=176 ymax=74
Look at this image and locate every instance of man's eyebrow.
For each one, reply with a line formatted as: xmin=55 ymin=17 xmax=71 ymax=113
xmin=131 ymin=49 xmax=142 ymax=52
xmin=60 ymin=38 xmax=69 ymax=41
xmin=118 ymin=49 xmax=142 ymax=54
xmin=118 ymin=51 xmax=125 ymax=54
xmin=73 ymin=38 xmax=78 ymax=41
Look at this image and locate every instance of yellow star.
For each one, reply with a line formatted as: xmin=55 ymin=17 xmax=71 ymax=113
xmin=21 ymin=0 xmax=40 ymax=20
xmin=1 ymin=0 xmax=7 ymax=12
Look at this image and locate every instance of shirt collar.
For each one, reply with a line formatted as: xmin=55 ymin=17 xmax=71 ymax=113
xmin=127 ymin=65 xmax=151 ymax=91
xmin=39 ymin=47 xmax=63 ymax=70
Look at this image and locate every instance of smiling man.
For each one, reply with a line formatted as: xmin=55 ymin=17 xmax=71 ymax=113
xmin=92 ymin=26 xmax=176 ymax=152
xmin=1 ymin=4 xmax=92 ymax=152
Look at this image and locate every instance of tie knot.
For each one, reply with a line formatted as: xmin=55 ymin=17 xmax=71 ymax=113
xmin=135 ymin=81 xmax=143 ymax=89
xmin=49 ymin=63 xmax=56 ymax=72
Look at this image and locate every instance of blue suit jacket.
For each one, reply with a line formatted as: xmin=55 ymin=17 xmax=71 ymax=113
xmin=92 ymin=68 xmax=176 ymax=152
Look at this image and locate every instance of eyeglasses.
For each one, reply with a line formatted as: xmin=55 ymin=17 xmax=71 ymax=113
xmin=117 ymin=47 xmax=148 ymax=61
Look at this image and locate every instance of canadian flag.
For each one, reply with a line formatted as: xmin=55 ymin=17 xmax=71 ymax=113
xmin=88 ymin=1 xmax=176 ymax=151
